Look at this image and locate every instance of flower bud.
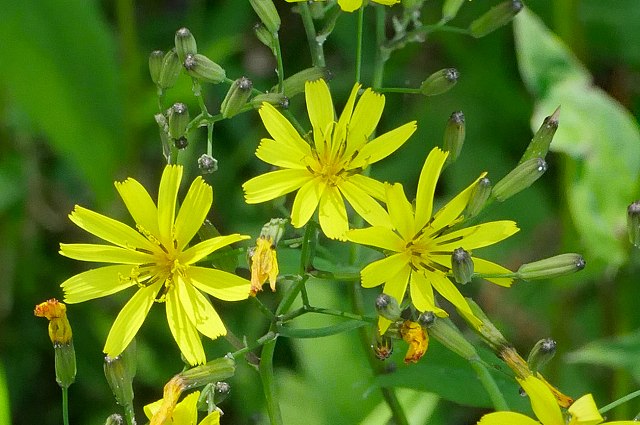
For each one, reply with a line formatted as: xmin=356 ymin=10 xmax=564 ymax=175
xmin=158 ymin=49 xmax=182 ymax=90
xmin=419 ymin=68 xmax=459 ymax=96
xmin=179 ymin=356 xmax=236 ymax=390
xmin=492 ymin=157 xmax=547 ymax=202
xmin=55 ymin=342 xmax=77 ymax=389
xmin=174 ymin=136 xmax=188 ymax=150
xmin=527 ymin=338 xmax=556 ymax=374
xmin=184 ymin=53 xmax=226 ymax=84
xmin=198 ymin=154 xmax=218 ymax=174
xmin=442 ymin=0 xmax=465 ymax=22
xmin=34 ymin=299 xmax=76 ymax=388
xmin=251 ymin=92 xmax=289 ymax=109
xmin=254 ymin=23 xmax=277 ymax=55
xmin=175 ymin=27 xmax=198 ymax=63
xmin=168 ymin=102 xmax=190 ymax=139
xmin=104 ymin=414 xmax=124 ymax=425
xmin=276 ymin=67 xmax=330 ymax=97
xmin=465 ymin=177 xmax=491 ymax=218
xmin=372 ymin=333 xmax=394 ymax=360
xmin=249 ymin=0 xmax=281 ymax=34
xmin=417 ymin=311 xmax=436 ymax=328
xmin=452 ymin=248 xmax=474 ymax=284
xmin=519 ymin=107 xmax=560 ymax=164
xmin=148 ymin=50 xmax=165 ymax=86
xmin=627 ymin=201 xmax=640 ymax=247
xmin=213 ymin=381 xmax=231 ymax=404
xmin=375 ymin=293 xmax=402 ymax=322
xmin=466 ymin=298 xmax=510 ymax=351
xmin=104 ymin=341 xmax=136 ymax=407
xmin=427 ymin=317 xmax=477 ymax=360
xmin=221 ymin=77 xmax=253 ymax=118
xmin=469 ymin=0 xmax=524 ymax=38
xmin=443 ymin=111 xmax=465 ymax=165
xmin=517 ymin=254 xmax=586 ymax=281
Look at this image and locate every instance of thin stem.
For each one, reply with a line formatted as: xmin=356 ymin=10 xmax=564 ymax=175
xmin=377 ymin=87 xmax=422 ymax=94
xmin=355 ymin=7 xmax=364 ymax=83
xmin=251 ymin=296 xmax=276 ymax=321
xmin=599 ymin=389 xmax=640 ymax=415
xmin=274 ymin=32 xmax=285 ymax=92
xmin=308 ymin=269 xmax=360 ymax=281
xmin=470 ymin=359 xmax=509 ymax=411
xmin=299 ymin=2 xmax=326 ymax=67
xmin=260 ymin=337 xmax=284 ymax=425
xmin=306 ymin=306 xmax=376 ymax=323
xmin=124 ymin=403 xmax=137 ymax=425
xmin=61 ymin=386 xmax=70 ymax=425
xmin=230 ymin=331 xmax=277 ymax=359
xmin=282 ymin=109 xmax=307 ymax=136
xmin=372 ymin=6 xmax=387 ymax=90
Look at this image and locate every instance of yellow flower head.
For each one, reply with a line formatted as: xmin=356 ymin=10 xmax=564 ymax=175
xmin=347 ymin=147 xmax=519 ymax=333
xmin=243 ymin=79 xmax=416 ymax=240
xmin=477 ymin=375 xmax=637 ymax=425
xmin=34 ymin=298 xmax=73 ymax=345
xmin=249 ymin=236 xmax=279 ymax=296
xmin=400 ymin=320 xmax=428 ymax=363
xmin=59 ymin=165 xmax=251 ymax=365
xmin=284 ymin=0 xmax=399 ymax=13
xmin=145 ymin=384 xmax=221 ymax=425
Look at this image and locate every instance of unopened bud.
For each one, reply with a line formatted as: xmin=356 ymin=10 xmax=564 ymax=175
xmin=158 ymin=49 xmax=182 ymax=90
xmin=627 ymin=201 xmax=640 ymax=247
xmin=55 ymin=342 xmax=76 ymax=389
xmin=420 ymin=68 xmax=459 ymax=96
xmin=249 ymin=0 xmax=281 ymax=34
xmin=214 ymin=381 xmax=231 ymax=403
xmin=417 ymin=311 xmax=436 ymax=328
xmin=221 ymin=77 xmax=253 ymax=118
xmin=428 ymin=317 xmax=477 ymax=360
xmin=175 ymin=27 xmax=198 ymax=62
xmin=442 ymin=0 xmax=466 ymax=22
xmin=251 ymin=92 xmax=289 ymax=109
xmin=148 ymin=50 xmax=165 ymax=86
xmin=276 ymin=67 xmax=329 ymax=97
xmin=527 ymin=338 xmax=557 ymax=374
xmin=375 ymin=293 xmax=402 ymax=321
xmin=34 ymin=299 xmax=76 ymax=388
xmin=492 ymin=157 xmax=547 ymax=202
xmin=465 ymin=177 xmax=492 ymax=218
xmin=254 ymin=23 xmax=277 ymax=55
xmin=179 ymin=356 xmax=236 ymax=389
xmin=184 ymin=53 xmax=226 ymax=84
xmin=469 ymin=0 xmax=524 ymax=38
xmin=174 ymin=136 xmax=188 ymax=150
xmin=467 ymin=298 xmax=510 ymax=351
xmin=198 ymin=154 xmax=218 ymax=174
xmin=168 ymin=102 xmax=190 ymax=139
xmin=443 ymin=111 xmax=465 ymax=165
xmin=517 ymin=254 xmax=586 ymax=281
xmin=519 ymin=107 xmax=560 ymax=164
xmin=104 ymin=414 xmax=124 ymax=425
xmin=452 ymin=248 xmax=474 ymax=284
xmin=104 ymin=341 xmax=136 ymax=407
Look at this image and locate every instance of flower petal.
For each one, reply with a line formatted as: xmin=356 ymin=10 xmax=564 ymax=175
xmin=59 ymin=243 xmax=154 ymax=264
xmin=347 ymin=88 xmax=385 ymax=150
xmin=372 ymin=0 xmax=400 ymax=5
xmin=256 ymin=138 xmax=311 ymax=169
xmin=157 ymin=165 xmax=182 ymax=248
xmin=434 ymin=221 xmax=519 ymax=250
xmin=259 ymin=103 xmax=310 ymax=154
xmin=115 ymin=176 xmax=160 ymax=238
xmin=176 ymin=277 xmax=226 ymax=341
xmin=305 ymin=79 xmax=334 ymax=151
xmin=567 ymin=394 xmax=603 ymax=425
xmin=318 ymin=185 xmax=348 ymax=240
xmin=166 ymin=287 xmax=206 ymax=365
xmin=429 ymin=173 xmax=487 ymax=234
xmin=61 ymin=265 xmax=139 ymax=303
xmin=337 ymin=0 xmax=363 ymax=12
xmin=477 ymin=412 xmax=541 ymax=425
xmin=291 ymin=178 xmax=326 ymax=228
xmin=174 ymin=176 xmax=213 ymax=251
xmin=103 ymin=281 xmax=161 ymax=358
xmin=188 ymin=266 xmax=251 ymax=301
xmin=200 ymin=410 xmax=222 ymax=425
xmin=350 ymin=121 xmax=416 ymax=169
xmin=473 ymin=257 xmax=514 ymax=287
xmin=180 ymin=234 xmax=250 ymax=265
xmin=339 ymin=178 xmax=391 ymax=228
xmin=348 ymin=174 xmax=387 ymax=202
xmin=386 ymin=183 xmax=415 ymax=241
xmin=360 ymin=253 xmax=410 ymax=288
xmin=382 ymin=265 xmax=411 ymax=311
xmin=68 ymin=205 xmax=157 ymax=252
xmin=409 ymin=271 xmax=448 ymax=316
xmin=414 ymin=148 xmax=448 ymax=231
xmin=345 ymin=226 xmax=405 ymax=252
xmin=243 ymin=169 xmax=311 ymax=204
xmin=518 ymin=375 xmax=564 ymax=425
xmin=333 ymin=83 xmax=361 ymax=156
xmin=171 ymin=392 xmax=199 ymax=424
xmin=428 ymin=271 xmax=480 ymax=327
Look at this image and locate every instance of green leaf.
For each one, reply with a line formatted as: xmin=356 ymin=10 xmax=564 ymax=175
xmin=514 ymin=8 xmax=640 ymax=271
xmin=277 ymin=319 xmax=368 ymax=338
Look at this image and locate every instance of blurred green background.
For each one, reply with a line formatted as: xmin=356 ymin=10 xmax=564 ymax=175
xmin=1 ymin=0 xmax=640 ymax=424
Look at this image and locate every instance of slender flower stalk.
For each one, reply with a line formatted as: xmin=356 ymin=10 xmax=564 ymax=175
xmin=285 ymin=0 xmax=399 ymax=13
xmin=59 ymin=165 xmax=251 ymax=365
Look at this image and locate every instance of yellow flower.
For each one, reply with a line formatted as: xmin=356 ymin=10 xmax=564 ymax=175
xmin=34 ymin=299 xmax=73 ymax=345
xmin=243 ymin=79 xmax=416 ymax=239
xmin=478 ymin=375 xmax=637 ymax=425
xmin=400 ymin=321 xmax=428 ymax=363
xmin=249 ymin=236 xmax=279 ymax=296
xmin=346 ymin=147 xmax=519 ymax=333
xmin=145 ymin=386 xmax=221 ymax=425
xmin=284 ymin=0 xmax=399 ymax=13
xmin=59 ymin=165 xmax=251 ymax=365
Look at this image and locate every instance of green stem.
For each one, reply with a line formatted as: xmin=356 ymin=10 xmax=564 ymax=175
xmin=61 ymin=386 xmax=69 ymax=425
xmin=299 ymin=2 xmax=325 ymax=67
xmin=274 ymin=32 xmax=285 ymax=92
xmin=124 ymin=403 xmax=137 ymax=425
xmin=260 ymin=337 xmax=284 ymax=425
xmin=355 ymin=7 xmax=364 ymax=83
xmin=308 ymin=269 xmax=360 ymax=281
xmin=230 ymin=331 xmax=277 ymax=359
xmin=282 ymin=109 xmax=308 ymax=136
xmin=372 ymin=6 xmax=387 ymax=90
xmin=251 ymin=296 xmax=276 ymax=321
xmin=599 ymin=389 xmax=640 ymax=415
xmin=470 ymin=359 xmax=509 ymax=411
xmin=377 ymin=87 xmax=422 ymax=94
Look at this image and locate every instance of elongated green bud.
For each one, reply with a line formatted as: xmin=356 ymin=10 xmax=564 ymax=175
xmin=104 ymin=341 xmax=136 ymax=407
xmin=158 ymin=49 xmax=182 ymax=90
xmin=375 ymin=293 xmax=402 ymax=322
xmin=221 ymin=77 xmax=253 ymax=118
xmin=465 ymin=177 xmax=492 ymax=218
xmin=452 ymin=248 xmax=474 ymax=284
xmin=627 ymin=201 xmax=640 ymax=247
xmin=421 ymin=314 xmax=478 ymax=360
xmin=179 ymin=356 xmax=236 ymax=389
xmin=254 ymin=23 xmax=277 ymax=55
xmin=249 ymin=0 xmax=281 ymax=34
xmin=443 ymin=111 xmax=465 ymax=164
xmin=420 ymin=68 xmax=459 ymax=96
xmin=527 ymin=338 xmax=556 ymax=374
xmin=175 ymin=27 xmax=198 ymax=63
xmin=251 ymin=92 xmax=289 ymax=109
xmin=442 ymin=0 xmax=466 ymax=23
xmin=275 ymin=67 xmax=329 ymax=96
xmin=148 ymin=50 xmax=165 ymax=86
xmin=466 ymin=298 xmax=510 ymax=351
xmin=517 ymin=254 xmax=585 ymax=281
xmin=184 ymin=53 xmax=226 ymax=84
xmin=168 ymin=102 xmax=190 ymax=139
xmin=519 ymin=107 xmax=560 ymax=164
xmin=469 ymin=0 xmax=524 ymax=38
xmin=198 ymin=154 xmax=218 ymax=174
xmin=492 ymin=157 xmax=547 ymax=202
